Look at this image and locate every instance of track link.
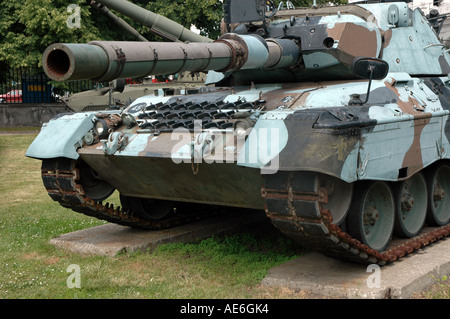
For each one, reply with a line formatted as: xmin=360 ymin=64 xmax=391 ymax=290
xmin=262 ymin=171 xmax=450 ymax=265
xmin=41 ymin=158 xmax=212 ymax=230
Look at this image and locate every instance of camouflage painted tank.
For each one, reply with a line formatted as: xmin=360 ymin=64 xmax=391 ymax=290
xmin=27 ymin=0 xmax=450 ymax=265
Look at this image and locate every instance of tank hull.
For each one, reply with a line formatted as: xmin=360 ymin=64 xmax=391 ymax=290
xmin=79 ymin=152 xmax=264 ymax=209
xmin=31 ymin=75 xmax=450 ymax=201
xmin=27 ymin=77 xmax=450 ymax=264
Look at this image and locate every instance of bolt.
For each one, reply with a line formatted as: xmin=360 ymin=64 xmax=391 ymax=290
xmin=363 ymin=206 xmax=379 ymax=226
xmin=401 ymin=193 xmax=415 ymax=211
xmin=434 ymin=184 xmax=445 ymax=202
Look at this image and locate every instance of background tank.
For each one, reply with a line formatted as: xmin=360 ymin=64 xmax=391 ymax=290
xmin=28 ymin=0 xmax=450 ymax=265
xmin=61 ymin=73 xmax=207 ymax=112
xmin=61 ymin=0 xmax=210 ymax=112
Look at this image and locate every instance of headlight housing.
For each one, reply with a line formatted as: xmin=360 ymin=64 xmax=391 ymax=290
xmin=93 ymin=119 xmax=109 ymax=139
xmin=233 ymin=118 xmax=255 ymax=139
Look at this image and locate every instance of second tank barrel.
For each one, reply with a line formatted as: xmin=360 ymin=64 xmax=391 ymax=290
xmin=43 ymin=34 xmax=301 ymax=82
xmin=94 ymin=0 xmax=211 ymax=43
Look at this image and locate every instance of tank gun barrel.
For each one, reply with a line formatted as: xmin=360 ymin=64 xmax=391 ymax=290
xmin=42 ymin=35 xmax=300 ymax=82
xmin=93 ymin=0 xmax=211 ymax=43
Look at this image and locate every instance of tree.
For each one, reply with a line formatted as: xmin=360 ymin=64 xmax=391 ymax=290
xmin=145 ymin=0 xmax=223 ymax=40
xmin=0 ymin=0 xmax=100 ymax=71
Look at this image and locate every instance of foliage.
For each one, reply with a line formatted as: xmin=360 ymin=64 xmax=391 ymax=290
xmin=146 ymin=0 xmax=224 ymax=40
xmin=0 ymin=0 xmax=99 ymax=71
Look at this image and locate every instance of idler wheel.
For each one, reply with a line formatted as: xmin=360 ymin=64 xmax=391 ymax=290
xmin=426 ymin=163 xmax=450 ymax=226
xmin=347 ymin=181 xmax=395 ymax=252
xmin=77 ymin=161 xmax=115 ymax=201
xmin=393 ymin=172 xmax=427 ymax=238
xmin=121 ymin=195 xmax=174 ymax=222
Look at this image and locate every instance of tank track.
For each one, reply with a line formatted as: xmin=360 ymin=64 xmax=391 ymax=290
xmin=262 ymin=171 xmax=450 ymax=265
xmin=40 ymin=158 xmax=213 ymax=230
xmin=41 ymin=157 xmax=450 ymax=265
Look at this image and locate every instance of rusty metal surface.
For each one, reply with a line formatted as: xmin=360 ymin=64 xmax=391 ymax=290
xmin=262 ymin=171 xmax=450 ymax=265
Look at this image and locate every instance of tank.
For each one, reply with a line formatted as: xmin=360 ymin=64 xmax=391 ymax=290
xmin=26 ymin=0 xmax=450 ymax=265
xmin=61 ymin=0 xmax=210 ymax=112
xmin=60 ymin=73 xmax=207 ymax=112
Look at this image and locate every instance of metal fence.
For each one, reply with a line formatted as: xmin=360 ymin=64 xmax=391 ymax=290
xmin=0 ymin=68 xmax=98 ymax=104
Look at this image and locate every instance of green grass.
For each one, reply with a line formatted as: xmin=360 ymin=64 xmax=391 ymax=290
xmin=0 ymin=126 xmax=40 ymax=132
xmin=0 ymin=134 xmax=305 ymax=299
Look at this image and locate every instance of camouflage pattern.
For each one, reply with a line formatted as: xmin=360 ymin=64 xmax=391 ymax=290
xmin=26 ymin=1 xmax=450 ymax=263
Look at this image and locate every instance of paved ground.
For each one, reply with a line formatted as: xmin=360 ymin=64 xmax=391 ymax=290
xmin=49 ymin=211 xmax=270 ymax=256
xmin=261 ymin=237 xmax=450 ymax=299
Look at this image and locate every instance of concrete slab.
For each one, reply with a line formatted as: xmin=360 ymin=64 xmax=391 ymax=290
xmin=261 ymin=237 xmax=450 ymax=299
xmin=50 ymin=211 xmax=269 ymax=256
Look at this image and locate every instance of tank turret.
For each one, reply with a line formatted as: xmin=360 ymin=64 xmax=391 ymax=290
xmin=28 ymin=0 xmax=450 ymax=266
